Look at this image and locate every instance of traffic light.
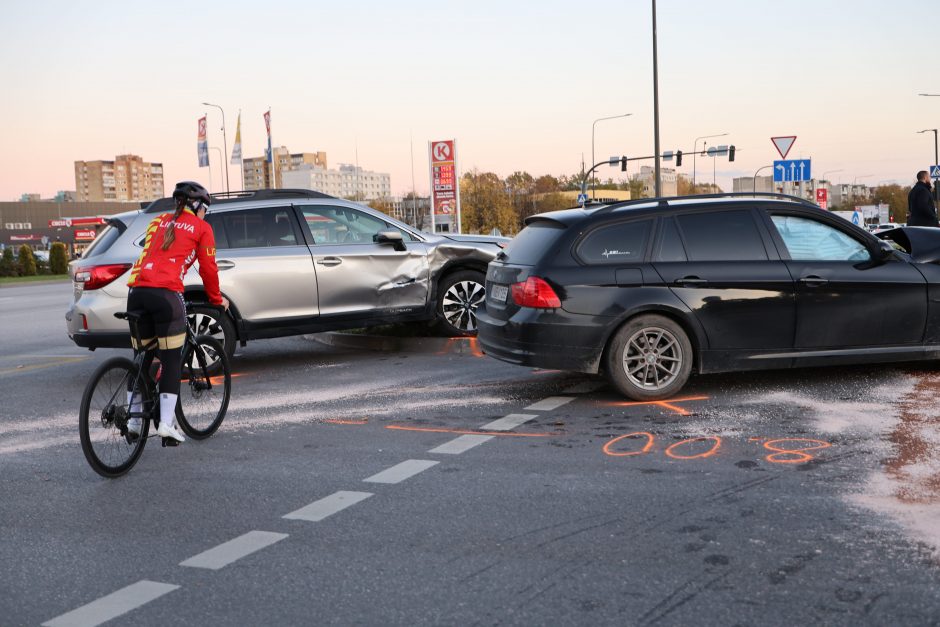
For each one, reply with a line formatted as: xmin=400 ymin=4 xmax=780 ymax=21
xmin=728 ymin=145 xmax=736 ymax=162
xmin=621 ymin=156 xmax=627 ymax=171
xmin=675 ymin=151 xmax=683 ymax=167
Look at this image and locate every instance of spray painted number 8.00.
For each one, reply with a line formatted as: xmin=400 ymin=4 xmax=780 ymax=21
xmin=602 ymin=432 xmax=831 ymax=465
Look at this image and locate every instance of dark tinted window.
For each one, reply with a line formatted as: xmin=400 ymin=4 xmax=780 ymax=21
xmin=204 ymin=214 xmax=229 ymax=249
xmin=653 ymin=217 xmax=687 ymax=262
xmin=502 ymin=221 xmax=566 ymax=265
xmin=676 ymin=210 xmax=768 ymax=261
xmin=208 ymin=207 xmax=298 ymax=250
xmin=82 ymin=224 xmax=123 ymax=258
xmin=577 ymin=220 xmax=652 ymax=264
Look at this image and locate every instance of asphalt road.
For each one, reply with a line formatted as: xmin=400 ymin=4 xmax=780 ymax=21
xmin=3 ymin=281 xmax=940 ymax=626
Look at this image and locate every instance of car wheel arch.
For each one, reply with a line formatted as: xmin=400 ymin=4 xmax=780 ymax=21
xmin=599 ymin=306 xmax=705 ymax=375
xmin=182 ymin=287 xmax=242 ymax=344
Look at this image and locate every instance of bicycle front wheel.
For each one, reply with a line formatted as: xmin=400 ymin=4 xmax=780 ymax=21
xmin=177 ymin=335 xmax=231 ymax=439
xmin=79 ymin=357 xmax=151 ymax=478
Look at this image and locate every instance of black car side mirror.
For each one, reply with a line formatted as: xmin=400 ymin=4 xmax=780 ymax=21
xmin=375 ymin=230 xmax=406 ymax=251
xmin=876 ymin=240 xmax=895 ymax=261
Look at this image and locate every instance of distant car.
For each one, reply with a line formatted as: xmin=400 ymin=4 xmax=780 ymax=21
xmin=67 ymin=189 xmax=507 ymax=358
xmin=478 ymin=193 xmax=940 ymax=401
xmin=33 ymin=250 xmax=50 ymax=262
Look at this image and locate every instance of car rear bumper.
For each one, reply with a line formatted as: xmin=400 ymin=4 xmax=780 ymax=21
xmin=476 ymin=306 xmax=608 ymax=373
xmin=66 ymin=285 xmax=131 ymax=349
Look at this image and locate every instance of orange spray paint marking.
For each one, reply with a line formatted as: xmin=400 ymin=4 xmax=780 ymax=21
xmin=386 ymin=425 xmax=554 ymax=437
xmin=180 ymin=372 xmax=243 ymax=385
xmin=665 ymin=436 xmax=722 ymax=460
xmin=762 ymin=438 xmax=831 ymax=464
xmin=606 ymin=395 xmax=708 ymax=416
xmin=435 ymin=337 xmax=486 ymax=358
xmin=602 ymin=432 xmax=655 ymax=457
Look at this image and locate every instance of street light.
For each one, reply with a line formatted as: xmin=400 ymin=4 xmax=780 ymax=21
xmin=209 ymin=147 xmax=224 ymax=193
xmin=591 ymin=113 xmax=632 ymax=198
xmin=693 ymin=132 xmax=728 ymax=192
xmin=202 ymin=102 xmax=230 ymax=194
xmin=753 ymin=165 xmax=772 ymax=194
xmin=820 ymin=169 xmax=843 ymax=183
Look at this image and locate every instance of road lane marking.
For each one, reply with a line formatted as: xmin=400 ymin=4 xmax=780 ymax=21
xmin=179 ymin=530 xmax=288 ymax=570
xmin=524 ymin=396 xmax=574 ymax=411
xmin=283 ymin=491 xmax=373 ymax=522
xmin=386 ymin=425 xmax=551 ymax=437
xmin=479 ymin=413 xmax=537 ymax=431
xmin=363 ymin=459 xmax=439 ymax=484
xmin=42 ymin=580 xmax=179 ymax=627
xmin=562 ymin=381 xmax=605 ymax=394
xmin=429 ymin=434 xmax=494 ymax=455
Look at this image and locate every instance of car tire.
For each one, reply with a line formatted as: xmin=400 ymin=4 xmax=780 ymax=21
xmin=188 ymin=305 xmax=236 ymax=360
xmin=604 ymin=314 xmax=693 ymax=401
xmin=435 ymin=269 xmax=486 ymax=337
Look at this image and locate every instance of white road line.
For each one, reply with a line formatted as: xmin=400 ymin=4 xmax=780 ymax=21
xmin=524 ymin=396 xmax=575 ymax=411
xmin=480 ymin=413 xmax=537 ymax=432
xmin=42 ymin=580 xmax=179 ymax=627
xmin=179 ymin=530 xmax=288 ymax=570
xmin=429 ymin=434 xmax=494 ymax=455
xmin=283 ymin=491 xmax=373 ymax=522
xmin=562 ymin=381 xmax=606 ymax=394
xmin=363 ymin=459 xmax=439 ymax=484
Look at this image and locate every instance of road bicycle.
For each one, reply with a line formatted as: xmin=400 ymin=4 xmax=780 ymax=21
xmin=79 ymin=303 xmax=232 ymax=478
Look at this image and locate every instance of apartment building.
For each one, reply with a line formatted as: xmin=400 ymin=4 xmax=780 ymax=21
xmin=74 ymin=154 xmax=164 ymax=202
xmin=281 ymin=163 xmax=391 ymax=200
xmin=632 ymin=165 xmax=678 ymax=197
xmin=241 ymin=147 xmax=328 ymax=190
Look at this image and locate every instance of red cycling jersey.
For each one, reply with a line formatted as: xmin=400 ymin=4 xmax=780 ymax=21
xmin=127 ymin=208 xmax=223 ymax=305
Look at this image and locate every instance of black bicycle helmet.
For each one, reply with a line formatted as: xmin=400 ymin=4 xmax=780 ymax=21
xmin=172 ymin=181 xmax=211 ymax=206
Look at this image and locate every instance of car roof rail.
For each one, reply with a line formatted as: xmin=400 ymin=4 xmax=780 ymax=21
xmin=143 ymin=188 xmax=336 ymax=213
xmin=592 ymin=192 xmax=819 ymax=214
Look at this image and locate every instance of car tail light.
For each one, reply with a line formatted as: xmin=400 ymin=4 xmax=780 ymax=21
xmin=74 ymin=263 xmax=132 ymax=290
xmin=511 ymin=277 xmax=561 ymax=308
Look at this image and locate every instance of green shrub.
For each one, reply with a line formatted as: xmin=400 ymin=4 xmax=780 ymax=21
xmin=0 ymin=247 xmax=16 ymax=277
xmin=50 ymin=242 xmax=69 ymax=274
xmin=17 ymin=245 xmax=37 ymax=276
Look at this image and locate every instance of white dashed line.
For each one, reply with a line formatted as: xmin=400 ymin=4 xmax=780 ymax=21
xmin=524 ymin=396 xmax=575 ymax=411
xmin=429 ymin=434 xmax=494 ymax=455
xmin=283 ymin=491 xmax=373 ymax=522
xmin=179 ymin=530 xmax=288 ymax=570
xmin=562 ymin=381 xmax=605 ymax=394
xmin=479 ymin=413 xmax=537 ymax=432
xmin=42 ymin=580 xmax=179 ymax=627
xmin=363 ymin=459 xmax=439 ymax=484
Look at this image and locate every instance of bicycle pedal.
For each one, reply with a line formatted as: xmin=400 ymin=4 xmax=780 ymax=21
xmin=161 ymin=437 xmax=181 ymax=448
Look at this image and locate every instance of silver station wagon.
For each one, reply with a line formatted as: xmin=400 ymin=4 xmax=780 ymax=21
xmin=67 ymin=189 xmax=507 ymax=358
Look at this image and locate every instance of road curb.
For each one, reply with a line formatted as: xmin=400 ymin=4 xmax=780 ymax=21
xmin=307 ymin=332 xmax=485 ymax=356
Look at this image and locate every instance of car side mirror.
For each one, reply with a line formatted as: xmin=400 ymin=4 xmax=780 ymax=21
xmin=876 ymin=240 xmax=895 ymax=261
xmin=375 ymin=230 xmax=406 ymax=251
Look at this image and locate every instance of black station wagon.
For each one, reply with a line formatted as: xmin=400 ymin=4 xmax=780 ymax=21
xmin=477 ymin=193 xmax=940 ymax=400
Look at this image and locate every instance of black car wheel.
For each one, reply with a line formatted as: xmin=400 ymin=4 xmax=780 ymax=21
xmin=605 ymin=314 xmax=693 ymax=401
xmin=436 ymin=270 xmax=486 ymax=337
xmin=188 ymin=305 xmax=236 ymax=360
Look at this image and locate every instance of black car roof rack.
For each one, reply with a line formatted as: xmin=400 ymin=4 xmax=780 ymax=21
xmin=592 ymin=192 xmax=819 ymax=215
xmin=143 ymin=188 xmax=336 ymax=213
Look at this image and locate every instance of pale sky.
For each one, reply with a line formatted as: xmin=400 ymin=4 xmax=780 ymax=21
xmin=1 ymin=0 xmax=936 ymax=201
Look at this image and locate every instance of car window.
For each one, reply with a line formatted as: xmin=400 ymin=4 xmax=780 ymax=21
xmin=207 ymin=207 xmax=298 ymax=250
xmin=676 ymin=210 xmax=768 ymax=261
xmin=771 ymin=215 xmax=871 ymax=262
xmin=299 ymin=205 xmax=390 ymax=245
xmin=502 ymin=221 xmax=566 ymax=265
xmin=577 ymin=220 xmax=652 ymax=264
xmin=82 ymin=224 xmax=123 ymax=258
xmin=653 ymin=217 xmax=687 ymax=262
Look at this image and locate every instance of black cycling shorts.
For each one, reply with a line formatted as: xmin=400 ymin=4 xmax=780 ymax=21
xmin=126 ymin=287 xmax=186 ymax=350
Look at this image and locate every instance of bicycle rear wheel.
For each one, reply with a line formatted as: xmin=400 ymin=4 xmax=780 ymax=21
xmin=177 ymin=335 xmax=230 ymax=439
xmin=79 ymin=357 xmax=151 ymax=477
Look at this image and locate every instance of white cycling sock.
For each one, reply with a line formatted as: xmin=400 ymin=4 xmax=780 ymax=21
xmin=126 ymin=391 xmax=142 ymax=414
xmin=159 ymin=393 xmax=178 ymax=428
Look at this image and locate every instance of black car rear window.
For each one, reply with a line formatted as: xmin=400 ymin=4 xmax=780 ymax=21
xmin=653 ymin=217 xmax=687 ymax=262
xmin=502 ymin=221 xmax=565 ymax=265
xmin=577 ymin=220 xmax=652 ymax=264
xmin=676 ymin=210 xmax=768 ymax=261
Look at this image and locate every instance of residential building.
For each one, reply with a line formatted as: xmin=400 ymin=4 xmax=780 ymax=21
xmin=732 ymin=176 xmax=775 ymax=193
xmin=241 ymin=147 xmax=327 ymax=190
xmin=281 ymin=163 xmax=392 ymax=200
xmin=632 ymin=166 xmax=678 ymax=197
xmin=74 ymin=154 xmax=164 ymax=202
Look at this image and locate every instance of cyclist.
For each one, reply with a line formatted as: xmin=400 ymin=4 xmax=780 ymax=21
xmin=125 ymin=181 xmax=229 ymax=443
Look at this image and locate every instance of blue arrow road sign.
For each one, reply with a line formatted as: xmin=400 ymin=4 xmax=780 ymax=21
xmin=773 ymin=159 xmax=812 ymax=182
xmin=931 ymin=165 xmax=940 ymax=178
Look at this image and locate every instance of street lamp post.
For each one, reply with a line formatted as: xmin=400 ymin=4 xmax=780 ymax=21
xmin=591 ymin=113 xmax=632 ymax=198
xmin=918 ymin=128 xmax=939 ymax=200
xmin=821 ymin=169 xmax=843 ymax=184
xmin=209 ymin=147 xmax=224 ymax=193
xmin=753 ymin=165 xmax=772 ymax=193
xmin=692 ymin=132 xmax=728 ymax=192
xmin=202 ymin=102 xmax=230 ymax=194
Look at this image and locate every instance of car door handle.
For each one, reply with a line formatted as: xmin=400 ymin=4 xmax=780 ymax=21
xmin=316 ymin=257 xmax=342 ymax=267
xmin=799 ymin=275 xmax=829 ymax=287
xmin=216 ymin=260 xmax=235 ymax=270
xmin=674 ymin=276 xmax=707 ymax=286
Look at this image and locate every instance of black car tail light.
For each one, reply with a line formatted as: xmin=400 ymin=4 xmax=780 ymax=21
xmin=74 ymin=263 xmax=132 ymax=290
xmin=511 ymin=277 xmax=561 ymax=309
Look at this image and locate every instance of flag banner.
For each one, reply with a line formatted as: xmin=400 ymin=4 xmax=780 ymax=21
xmin=230 ymin=112 xmax=242 ymax=164
xmin=197 ymin=116 xmax=209 ymax=167
xmin=263 ymin=110 xmax=272 ymax=163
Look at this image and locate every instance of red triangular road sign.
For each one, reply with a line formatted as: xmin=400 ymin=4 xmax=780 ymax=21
xmin=771 ymin=136 xmax=797 ymax=160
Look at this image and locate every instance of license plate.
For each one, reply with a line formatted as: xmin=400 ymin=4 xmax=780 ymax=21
xmin=490 ymin=284 xmax=508 ymax=303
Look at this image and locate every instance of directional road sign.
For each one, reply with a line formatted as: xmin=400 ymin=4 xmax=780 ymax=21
xmin=773 ymin=159 xmax=811 ymax=182
xmin=931 ymin=165 xmax=940 ymax=178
